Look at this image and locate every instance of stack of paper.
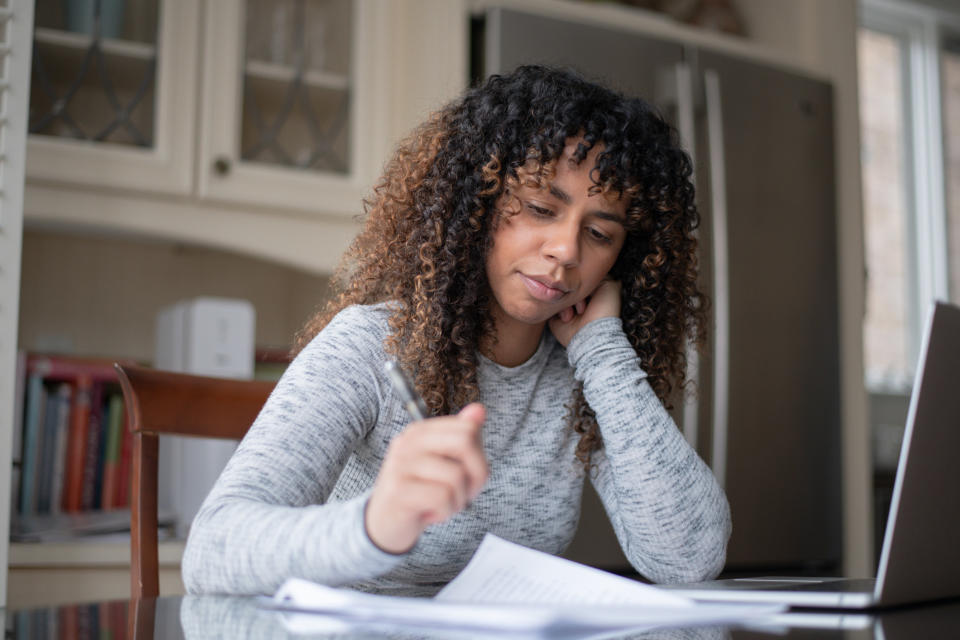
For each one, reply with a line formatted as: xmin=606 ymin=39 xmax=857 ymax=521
xmin=264 ymin=534 xmax=784 ymax=638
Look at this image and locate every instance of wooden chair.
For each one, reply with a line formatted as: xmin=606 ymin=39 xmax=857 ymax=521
xmin=114 ymin=363 xmax=276 ymax=599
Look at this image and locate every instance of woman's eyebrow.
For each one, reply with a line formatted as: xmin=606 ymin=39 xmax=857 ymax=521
xmin=548 ymin=184 xmax=626 ymax=224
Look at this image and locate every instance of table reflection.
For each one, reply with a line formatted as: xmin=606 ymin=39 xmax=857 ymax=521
xmin=183 ymin=594 xmax=734 ymax=640
xmin=5 ymin=594 xmax=960 ymax=639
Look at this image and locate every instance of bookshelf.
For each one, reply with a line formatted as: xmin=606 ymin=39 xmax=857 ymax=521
xmin=13 ymin=355 xmax=133 ymax=523
xmin=6 ymin=352 xmax=173 ymax=609
xmin=6 ymin=343 xmax=292 ymax=609
xmin=8 ymin=230 xmax=316 ymax=605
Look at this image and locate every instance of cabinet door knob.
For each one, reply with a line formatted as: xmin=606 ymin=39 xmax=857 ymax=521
xmin=213 ymin=156 xmax=232 ymax=176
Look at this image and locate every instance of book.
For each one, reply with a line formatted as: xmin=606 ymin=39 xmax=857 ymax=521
xmin=114 ymin=403 xmax=133 ymax=508
xmin=35 ymin=387 xmax=61 ymax=513
xmin=81 ymin=382 xmax=105 ymax=510
xmin=59 ymin=604 xmax=77 ymax=640
xmin=21 ymin=354 xmax=123 ymax=513
xmin=254 ymin=346 xmax=293 ymax=381
xmin=100 ymin=394 xmax=124 ymax=510
xmin=92 ymin=391 xmax=110 ymax=510
xmin=267 ymin=534 xmax=784 ymax=637
xmin=49 ymin=383 xmax=73 ymax=515
xmin=63 ymin=374 xmax=93 ymax=512
xmin=19 ymin=374 xmax=47 ymax=514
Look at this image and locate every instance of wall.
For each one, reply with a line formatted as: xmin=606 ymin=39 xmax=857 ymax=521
xmin=17 ymin=230 xmax=331 ymax=362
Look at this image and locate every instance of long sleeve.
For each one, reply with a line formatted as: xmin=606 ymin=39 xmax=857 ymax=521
xmin=181 ymin=306 xmax=403 ymax=595
xmin=566 ymin=317 xmax=731 ymax=584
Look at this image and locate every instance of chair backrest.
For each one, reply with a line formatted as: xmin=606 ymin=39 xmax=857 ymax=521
xmin=114 ymin=363 xmax=275 ymax=599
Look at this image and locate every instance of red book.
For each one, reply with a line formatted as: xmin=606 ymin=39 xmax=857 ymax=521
xmin=115 ymin=404 xmax=134 ymax=508
xmin=59 ymin=603 xmax=78 ymax=640
xmin=62 ymin=374 xmax=93 ymax=512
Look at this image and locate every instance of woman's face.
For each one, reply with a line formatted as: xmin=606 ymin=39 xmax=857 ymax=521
xmin=486 ymin=141 xmax=628 ymax=333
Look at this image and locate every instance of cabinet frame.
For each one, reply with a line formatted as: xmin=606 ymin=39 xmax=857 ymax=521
xmin=24 ymin=1 xmax=199 ymax=195
xmin=196 ymin=0 xmax=394 ymax=216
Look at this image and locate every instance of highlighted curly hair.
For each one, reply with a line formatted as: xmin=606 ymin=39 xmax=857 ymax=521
xmin=296 ymin=65 xmax=707 ymax=467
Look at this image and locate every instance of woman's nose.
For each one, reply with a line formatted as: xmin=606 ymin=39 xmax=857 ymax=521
xmin=542 ymin=222 xmax=580 ymax=267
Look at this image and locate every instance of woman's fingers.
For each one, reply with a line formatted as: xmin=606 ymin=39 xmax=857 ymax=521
xmin=396 ymin=409 xmax=487 ymax=498
xmin=365 ymin=403 xmax=488 ymax=553
xmin=399 ymin=453 xmax=473 ymax=514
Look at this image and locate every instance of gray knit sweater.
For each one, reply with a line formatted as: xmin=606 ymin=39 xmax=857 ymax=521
xmin=181 ymin=304 xmax=730 ymax=596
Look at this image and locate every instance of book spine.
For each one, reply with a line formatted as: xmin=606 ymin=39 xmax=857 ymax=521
xmin=19 ymin=375 xmax=46 ymax=514
xmin=36 ymin=387 xmax=60 ymax=514
xmin=59 ymin=603 xmax=77 ymax=640
xmin=100 ymin=394 xmax=124 ymax=510
xmin=93 ymin=390 xmax=110 ymax=511
xmin=115 ymin=404 xmax=133 ymax=508
xmin=63 ymin=374 xmax=93 ymax=512
xmin=81 ymin=382 xmax=105 ymax=511
xmin=49 ymin=383 xmax=73 ymax=516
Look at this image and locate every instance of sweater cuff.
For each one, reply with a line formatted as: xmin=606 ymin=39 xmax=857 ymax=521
xmin=342 ymin=492 xmax=407 ymax=576
xmin=566 ymin=317 xmax=646 ymax=380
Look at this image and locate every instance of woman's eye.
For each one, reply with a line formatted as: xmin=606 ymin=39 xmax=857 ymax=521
xmin=588 ymin=227 xmax=612 ymax=243
xmin=526 ymin=203 xmax=554 ymax=217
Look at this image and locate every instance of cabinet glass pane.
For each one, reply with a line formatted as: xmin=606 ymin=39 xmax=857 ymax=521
xmin=29 ymin=0 xmax=160 ymax=147
xmin=241 ymin=0 xmax=351 ymax=173
xmin=943 ymin=34 xmax=960 ymax=304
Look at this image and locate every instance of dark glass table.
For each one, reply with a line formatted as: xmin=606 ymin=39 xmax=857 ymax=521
xmin=4 ymin=595 xmax=960 ymax=639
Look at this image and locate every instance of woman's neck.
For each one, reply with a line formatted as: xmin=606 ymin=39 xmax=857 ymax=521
xmin=485 ymin=315 xmax=545 ymax=368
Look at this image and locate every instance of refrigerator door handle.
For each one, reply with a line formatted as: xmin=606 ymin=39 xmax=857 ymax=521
xmin=704 ymin=69 xmax=730 ymax=489
xmin=674 ymin=61 xmax=701 ymax=452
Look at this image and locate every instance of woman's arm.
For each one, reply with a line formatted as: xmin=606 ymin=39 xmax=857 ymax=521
xmin=181 ymin=306 xmax=403 ymax=595
xmin=566 ymin=317 xmax=731 ymax=584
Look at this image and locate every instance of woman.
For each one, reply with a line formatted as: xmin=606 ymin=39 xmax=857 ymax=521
xmin=182 ymin=65 xmax=730 ymax=596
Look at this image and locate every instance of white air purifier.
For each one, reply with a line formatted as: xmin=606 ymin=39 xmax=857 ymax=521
xmin=154 ymin=297 xmax=256 ymax=538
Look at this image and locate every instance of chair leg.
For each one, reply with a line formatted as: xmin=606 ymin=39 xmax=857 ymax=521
xmin=128 ymin=596 xmax=157 ymax=640
xmin=131 ymin=432 xmax=160 ymax=599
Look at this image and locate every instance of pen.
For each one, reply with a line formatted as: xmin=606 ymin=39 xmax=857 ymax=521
xmin=384 ymin=360 xmax=429 ymax=421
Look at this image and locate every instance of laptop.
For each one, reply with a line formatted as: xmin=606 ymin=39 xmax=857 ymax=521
xmin=667 ymin=300 xmax=960 ymax=609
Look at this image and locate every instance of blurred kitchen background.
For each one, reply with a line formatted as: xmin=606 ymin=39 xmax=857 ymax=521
xmin=1 ymin=0 xmax=958 ymax=609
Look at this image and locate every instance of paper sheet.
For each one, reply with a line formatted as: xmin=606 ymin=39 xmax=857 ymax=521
xmin=436 ymin=533 xmax=691 ymax=607
xmin=265 ymin=533 xmax=786 ymax=637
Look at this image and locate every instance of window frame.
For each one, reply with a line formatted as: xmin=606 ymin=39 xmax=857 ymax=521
xmin=860 ymin=0 xmax=960 ymax=391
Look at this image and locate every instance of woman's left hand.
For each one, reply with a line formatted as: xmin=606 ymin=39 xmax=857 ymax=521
xmin=549 ymin=279 xmax=621 ymax=347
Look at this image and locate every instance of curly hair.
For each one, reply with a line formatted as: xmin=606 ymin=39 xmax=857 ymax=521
xmin=296 ymin=65 xmax=707 ymax=467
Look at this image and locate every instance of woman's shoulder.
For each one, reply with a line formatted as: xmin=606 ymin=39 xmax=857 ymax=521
xmin=310 ymin=303 xmax=392 ymax=347
xmin=327 ymin=302 xmax=392 ymax=329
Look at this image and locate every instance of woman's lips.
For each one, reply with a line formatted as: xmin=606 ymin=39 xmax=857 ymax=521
xmin=520 ymin=274 xmax=569 ymax=302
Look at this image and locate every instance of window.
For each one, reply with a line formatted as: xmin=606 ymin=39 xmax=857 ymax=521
xmin=943 ymin=35 xmax=960 ymax=302
xmin=858 ymin=0 xmax=960 ymax=392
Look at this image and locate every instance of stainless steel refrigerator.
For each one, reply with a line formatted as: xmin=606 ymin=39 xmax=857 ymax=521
xmin=476 ymin=7 xmax=842 ymax=575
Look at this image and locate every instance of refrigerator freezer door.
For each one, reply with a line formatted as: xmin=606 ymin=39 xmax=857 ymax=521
xmin=480 ymin=8 xmax=683 ymax=106
xmin=478 ymin=7 xmax=842 ymax=574
xmin=693 ymin=50 xmax=842 ymax=571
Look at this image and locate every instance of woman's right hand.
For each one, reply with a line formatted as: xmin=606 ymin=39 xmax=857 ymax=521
xmin=364 ymin=403 xmax=488 ymax=554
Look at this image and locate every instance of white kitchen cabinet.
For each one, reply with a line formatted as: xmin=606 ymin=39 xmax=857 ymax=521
xmin=22 ymin=0 xmax=468 ymax=272
xmin=26 ymin=0 xmax=198 ymax=195
xmin=197 ymin=0 xmax=390 ymax=215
